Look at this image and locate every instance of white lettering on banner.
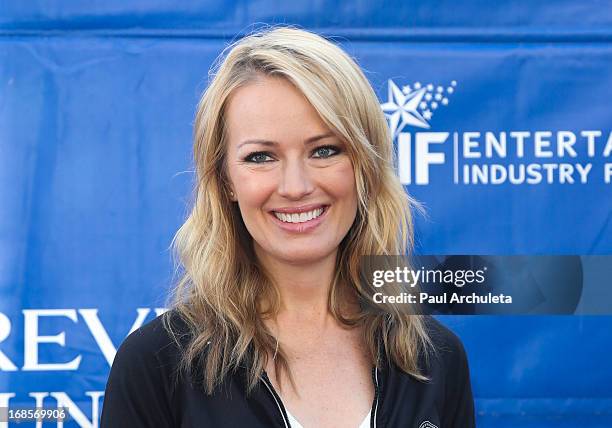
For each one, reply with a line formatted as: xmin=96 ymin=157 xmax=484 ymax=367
xmin=462 ymin=163 xmax=593 ymax=185
xmin=0 ymin=313 xmax=17 ymax=371
xmin=0 ymin=393 xmax=16 ymax=407
xmin=458 ymin=131 xmax=612 ymax=159
xmin=575 ymin=164 xmax=592 ymax=183
xmin=605 ymin=133 xmax=612 ymax=157
xmin=557 ymin=131 xmax=577 ymax=157
xmin=581 ymin=130 xmax=601 ymax=157
xmin=0 ymin=308 xmax=167 ymax=372
xmin=0 ymin=309 xmax=169 ymax=427
xmin=510 ymin=131 xmax=529 ymax=158
xmin=463 ymin=132 xmax=480 ymax=158
xmin=605 ymin=164 xmax=612 ymax=184
xmin=398 ymin=132 xmax=447 ymax=185
xmin=381 ymin=79 xmax=612 ymax=185
xmin=23 ymin=310 xmax=82 ymax=371
xmin=398 ymin=133 xmax=411 ymax=185
xmin=534 ymin=131 xmax=553 ymax=157
xmin=485 ymin=132 xmax=506 ymax=158
xmin=395 ymin=129 xmax=612 ymax=185
xmin=416 ymin=133 xmax=447 ymax=184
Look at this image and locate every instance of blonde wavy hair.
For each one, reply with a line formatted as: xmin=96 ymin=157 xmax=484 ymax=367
xmin=165 ymin=25 xmax=432 ymax=395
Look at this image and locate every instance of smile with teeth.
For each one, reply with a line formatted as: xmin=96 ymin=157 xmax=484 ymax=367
xmin=273 ymin=207 xmax=325 ymax=223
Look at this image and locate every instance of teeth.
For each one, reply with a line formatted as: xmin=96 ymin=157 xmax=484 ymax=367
xmin=274 ymin=207 xmax=324 ymax=223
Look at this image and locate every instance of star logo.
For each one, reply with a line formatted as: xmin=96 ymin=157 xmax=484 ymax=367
xmin=380 ymin=79 xmax=458 ymax=135
xmin=381 ymin=80 xmax=429 ymax=135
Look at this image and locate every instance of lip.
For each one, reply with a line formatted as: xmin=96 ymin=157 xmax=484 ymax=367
xmin=270 ymin=203 xmax=328 ymax=214
xmin=268 ymin=205 xmax=330 ymax=233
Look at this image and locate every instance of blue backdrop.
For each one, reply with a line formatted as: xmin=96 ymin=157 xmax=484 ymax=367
xmin=1 ymin=1 xmax=611 ymax=427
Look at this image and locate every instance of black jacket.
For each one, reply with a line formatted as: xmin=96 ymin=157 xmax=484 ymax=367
xmin=100 ymin=311 xmax=475 ymax=427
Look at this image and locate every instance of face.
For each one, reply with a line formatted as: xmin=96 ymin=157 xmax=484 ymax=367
xmin=224 ymin=75 xmax=358 ymax=266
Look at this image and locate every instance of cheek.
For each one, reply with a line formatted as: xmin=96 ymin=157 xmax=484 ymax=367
xmin=326 ymin=161 xmax=357 ymax=201
xmin=231 ymin=167 xmax=274 ymax=207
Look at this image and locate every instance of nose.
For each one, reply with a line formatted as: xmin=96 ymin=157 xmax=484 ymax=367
xmin=277 ymin=158 xmax=315 ymax=200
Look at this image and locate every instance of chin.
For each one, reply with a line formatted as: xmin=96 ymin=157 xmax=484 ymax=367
xmin=272 ymin=247 xmax=336 ymax=265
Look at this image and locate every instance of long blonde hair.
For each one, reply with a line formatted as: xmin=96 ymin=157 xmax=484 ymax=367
xmin=165 ymin=25 xmax=432 ymax=395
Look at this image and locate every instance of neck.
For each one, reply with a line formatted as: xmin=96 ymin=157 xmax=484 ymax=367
xmin=254 ymin=244 xmax=362 ymax=339
xmin=255 ymin=245 xmax=337 ymax=323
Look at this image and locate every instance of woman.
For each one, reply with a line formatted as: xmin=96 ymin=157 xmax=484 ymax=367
xmin=101 ymin=26 xmax=475 ymax=428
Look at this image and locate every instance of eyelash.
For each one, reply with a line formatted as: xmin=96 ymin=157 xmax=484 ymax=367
xmin=243 ymin=145 xmax=342 ymax=163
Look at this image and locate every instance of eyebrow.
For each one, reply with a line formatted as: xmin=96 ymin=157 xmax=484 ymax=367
xmin=237 ymin=132 xmax=336 ymax=149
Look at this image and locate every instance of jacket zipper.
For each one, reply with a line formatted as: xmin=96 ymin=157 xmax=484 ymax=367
xmin=261 ymin=371 xmax=291 ymax=428
xmin=371 ymin=366 xmax=379 ymax=428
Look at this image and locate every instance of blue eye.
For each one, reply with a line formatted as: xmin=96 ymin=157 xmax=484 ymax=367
xmin=312 ymin=145 xmax=340 ymax=158
xmin=244 ymin=152 xmax=274 ymax=163
xmin=243 ymin=145 xmax=340 ymax=163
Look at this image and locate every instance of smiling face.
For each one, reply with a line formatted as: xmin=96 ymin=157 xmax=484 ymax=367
xmin=224 ymin=75 xmax=358 ymax=266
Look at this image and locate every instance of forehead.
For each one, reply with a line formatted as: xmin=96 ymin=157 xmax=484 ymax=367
xmin=224 ymin=75 xmax=332 ymax=145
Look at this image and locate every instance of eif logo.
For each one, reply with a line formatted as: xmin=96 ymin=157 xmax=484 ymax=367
xmin=381 ymin=79 xmax=612 ymax=186
xmin=381 ymin=79 xmax=457 ymax=185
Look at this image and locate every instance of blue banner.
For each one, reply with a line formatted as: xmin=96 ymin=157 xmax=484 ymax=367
xmin=1 ymin=1 xmax=611 ymax=426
